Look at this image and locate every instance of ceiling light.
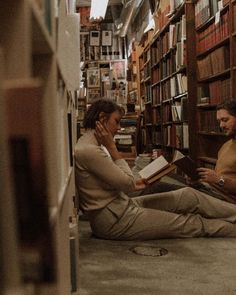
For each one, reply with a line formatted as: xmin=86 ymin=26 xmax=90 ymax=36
xmin=90 ymin=0 xmax=109 ymax=21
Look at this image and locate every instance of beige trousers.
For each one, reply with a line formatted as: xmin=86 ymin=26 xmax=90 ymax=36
xmin=88 ymin=187 xmax=236 ymax=240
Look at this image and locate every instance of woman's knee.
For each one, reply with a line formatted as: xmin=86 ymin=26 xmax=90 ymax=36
xmin=173 ymin=187 xmax=200 ymax=211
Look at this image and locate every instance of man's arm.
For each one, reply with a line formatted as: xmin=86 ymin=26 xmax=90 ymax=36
xmin=197 ymin=167 xmax=236 ymax=194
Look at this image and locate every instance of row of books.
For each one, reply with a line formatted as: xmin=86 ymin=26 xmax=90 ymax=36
xmin=156 ymin=5 xmax=171 ymax=31
xmin=197 ymin=78 xmax=230 ymax=105
xmin=144 ymin=84 xmax=152 ymax=103
xmin=175 ymin=41 xmax=186 ymax=70
xmin=152 ymin=85 xmax=161 ymax=105
xmin=162 ymin=97 xmax=188 ymax=123
xmin=152 ymin=67 xmax=160 ymax=84
xmin=162 ymin=51 xmax=178 ymax=78
xmin=114 ymin=134 xmax=133 ymax=146
xmin=152 ymin=108 xmax=162 ymax=124
xmin=233 ymin=4 xmax=236 ymax=32
xmin=161 ymin=46 xmax=186 ymax=79
xmin=150 ymin=17 xmax=186 ymax=68
xmin=160 ymin=15 xmax=186 ymax=55
xmin=196 ymin=11 xmax=229 ymax=54
xmin=163 ymin=123 xmax=189 ymax=149
xmin=161 ymin=73 xmax=187 ymax=100
xmin=141 ymin=123 xmax=189 ymax=151
xmin=152 ymin=130 xmax=162 ymax=146
xmin=198 ymin=109 xmax=221 ymax=133
xmin=144 ymin=62 xmax=151 ymax=80
xmin=120 ymin=118 xmax=138 ymax=127
xmin=151 ymin=45 xmax=161 ymax=67
xmin=144 ymin=48 xmax=151 ymax=63
xmin=195 ymin=0 xmax=228 ymax=28
xmin=197 ymin=45 xmax=229 ymax=79
xmin=126 ymin=66 xmax=137 ymax=82
xmin=140 ymin=127 xmax=171 ymax=151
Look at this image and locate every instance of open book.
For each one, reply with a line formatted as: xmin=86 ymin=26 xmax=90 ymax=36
xmin=138 ymin=155 xmax=176 ymax=184
xmin=138 ymin=151 xmax=199 ymax=184
xmin=172 ymin=150 xmax=199 ymax=181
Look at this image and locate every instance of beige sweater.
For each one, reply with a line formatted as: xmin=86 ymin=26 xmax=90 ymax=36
xmin=74 ymin=130 xmax=135 ymax=212
xmin=214 ymin=139 xmax=236 ymax=202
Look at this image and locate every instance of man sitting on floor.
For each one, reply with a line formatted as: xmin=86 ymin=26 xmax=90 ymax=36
xmin=191 ymin=99 xmax=236 ymax=204
xmin=135 ymin=99 xmax=236 ymax=203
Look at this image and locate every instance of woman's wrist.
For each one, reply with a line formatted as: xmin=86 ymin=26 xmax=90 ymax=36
xmin=107 ymin=145 xmax=122 ymax=160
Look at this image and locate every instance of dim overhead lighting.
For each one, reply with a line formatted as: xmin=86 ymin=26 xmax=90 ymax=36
xmin=90 ymin=0 xmax=109 ymax=21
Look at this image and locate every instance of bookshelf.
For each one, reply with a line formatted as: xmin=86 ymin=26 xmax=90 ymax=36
xmin=76 ymin=89 xmax=87 ymax=138
xmin=195 ymin=0 xmax=233 ymax=164
xmin=136 ymin=31 xmax=155 ymax=153
xmin=137 ymin=0 xmax=197 ymax=167
xmin=0 ymin=0 xmax=80 ymax=294
xmin=127 ymin=42 xmax=138 ymax=110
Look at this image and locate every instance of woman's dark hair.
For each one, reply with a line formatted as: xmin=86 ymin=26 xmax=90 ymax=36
xmin=217 ymin=99 xmax=236 ymax=117
xmin=83 ymin=99 xmax=125 ymax=129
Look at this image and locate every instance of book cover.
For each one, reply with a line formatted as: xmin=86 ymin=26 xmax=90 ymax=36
xmin=172 ymin=150 xmax=199 ymax=180
xmin=138 ymin=150 xmax=200 ymax=184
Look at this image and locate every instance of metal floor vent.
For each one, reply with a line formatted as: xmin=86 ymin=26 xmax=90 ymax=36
xmin=130 ymin=246 xmax=168 ymax=257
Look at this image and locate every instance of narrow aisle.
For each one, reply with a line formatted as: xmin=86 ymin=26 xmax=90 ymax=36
xmin=79 ymin=218 xmax=236 ymax=295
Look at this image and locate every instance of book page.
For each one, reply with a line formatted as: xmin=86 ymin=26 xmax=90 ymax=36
xmin=146 ymin=164 xmax=176 ymax=184
xmin=172 ymin=150 xmax=184 ymax=161
xmin=138 ymin=155 xmax=169 ymax=180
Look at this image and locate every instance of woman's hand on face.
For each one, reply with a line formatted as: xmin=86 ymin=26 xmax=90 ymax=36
xmin=95 ymin=121 xmax=115 ymax=148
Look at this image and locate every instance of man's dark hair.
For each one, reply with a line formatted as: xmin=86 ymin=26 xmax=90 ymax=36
xmin=83 ymin=99 xmax=125 ymax=129
xmin=217 ymin=99 xmax=236 ymax=117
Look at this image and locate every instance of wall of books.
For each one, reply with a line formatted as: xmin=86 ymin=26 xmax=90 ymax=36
xmin=136 ymin=0 xmax=236 ymax=170
xmin=77 ymin=6 xmax=128 ymax=108
xmin=136 ymin=0 xmax=196 ymax=167
xmin=195 ymin=0 xmax=233 ymax=163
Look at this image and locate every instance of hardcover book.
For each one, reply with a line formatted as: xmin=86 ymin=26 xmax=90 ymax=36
xmin=172 ymin=150 xmax=200 ymax=181
xmin=138 ymin=151 xmax=199 ymax=184
xmin=138 ymin=155 xmax=176 ymax=184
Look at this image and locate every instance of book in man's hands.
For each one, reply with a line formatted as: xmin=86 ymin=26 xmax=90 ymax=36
xmin=138 ymin=151 xmax=199 ymax=184
xmin=172 ymin=150 xmax=200 ymax=181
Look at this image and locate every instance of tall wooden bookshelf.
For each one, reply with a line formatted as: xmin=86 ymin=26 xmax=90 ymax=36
xmin=127 ymin=42 xmax=138 ymax=110
xmin=194 ymin=0 xmax=233 ymax=166
xmin=137 ymin=0 xmax=197 ymax=166
xmin=0 ymin=0 xmax=80 ymax=294
xmin=136 ymin=31 xmax=155 ymax=153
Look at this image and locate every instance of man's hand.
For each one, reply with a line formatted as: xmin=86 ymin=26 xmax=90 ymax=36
xmin=197 ymin=167 xmax=220 ymax=184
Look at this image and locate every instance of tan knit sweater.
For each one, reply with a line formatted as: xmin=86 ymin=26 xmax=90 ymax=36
xmin=214 ymin=139 xmax=236 ymax=202
xmin=74 ymin=130 xmax=135 ymax=212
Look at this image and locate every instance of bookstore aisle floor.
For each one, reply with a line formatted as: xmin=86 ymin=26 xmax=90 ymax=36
xmin=79 ymin=186 xmax=236 ymax=295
